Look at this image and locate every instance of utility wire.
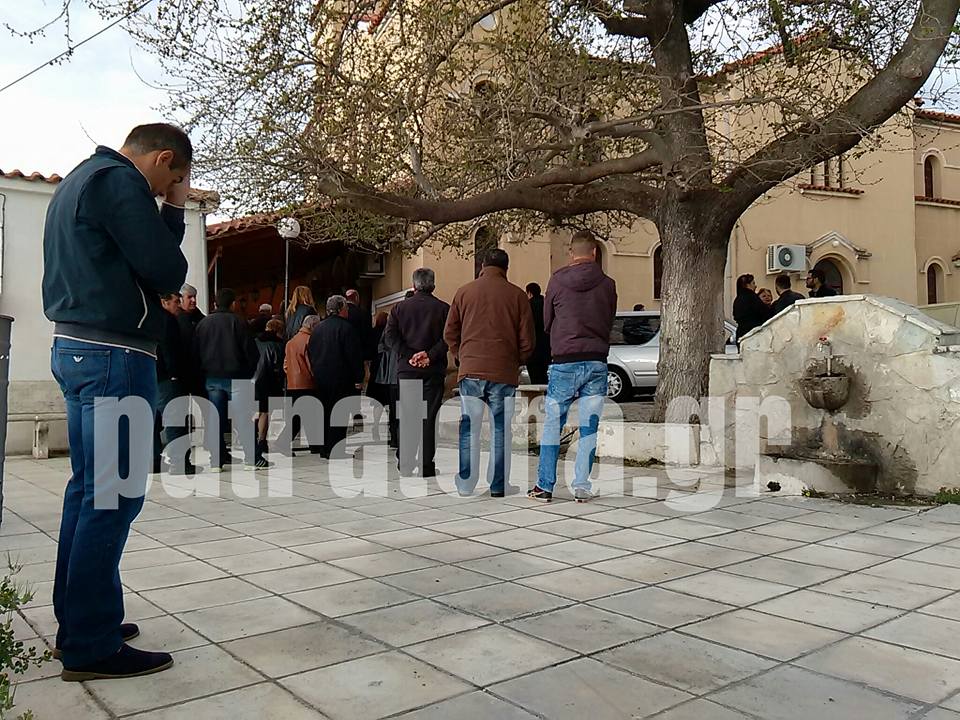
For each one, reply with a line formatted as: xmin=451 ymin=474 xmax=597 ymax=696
xmin=0 ymin=0 xmax=154 ymax=96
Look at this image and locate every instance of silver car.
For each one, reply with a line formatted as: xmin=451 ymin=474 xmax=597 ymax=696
xmin=605 ymin=311 xmax=737 ymax=401
xmin=520 ymin=311 xmax=735 ymax=402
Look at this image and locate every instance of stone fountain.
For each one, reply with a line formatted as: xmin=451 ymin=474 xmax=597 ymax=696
xmin=755 ymin=335 xmax=878 ymax=494
xmin=708 ymin=295 xmax=960 ymax=497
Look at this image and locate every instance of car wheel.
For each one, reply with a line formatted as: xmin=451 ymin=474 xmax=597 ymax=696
xmin=607 ymin=367 xmax=630 ymax=402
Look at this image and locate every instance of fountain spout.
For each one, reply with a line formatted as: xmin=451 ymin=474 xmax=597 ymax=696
xmin=817 ymin=336 xmax=833 ymax=376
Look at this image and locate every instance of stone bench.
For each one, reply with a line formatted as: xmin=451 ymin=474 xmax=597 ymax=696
xmin=7 ymin=381 xmax=68 ymax=458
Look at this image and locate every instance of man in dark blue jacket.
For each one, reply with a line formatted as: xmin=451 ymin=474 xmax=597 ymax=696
xmin=384 ymin=269 xmax=449 ymax=477
xmin=308 ymin=295 xmax=365 ymax=458
xmin=194 ymin=288 xmax=261 ymax=470
xmin=42 ymin=123 xmax=191 ymax=681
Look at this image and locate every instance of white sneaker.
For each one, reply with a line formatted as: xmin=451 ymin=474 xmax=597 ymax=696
xmin=573 ymin=488 xmax=597 ymax=503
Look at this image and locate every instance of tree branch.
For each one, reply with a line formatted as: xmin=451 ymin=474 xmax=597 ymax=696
xmin=681 ymin=0 xmax=727 ymax=24
xmin=316 ymin=163 xmax=662 ymax=222
xmin=577 ymin=0 xmax=652 ymax=39
xmin=722 ymin=0 xmax=960 ymax=215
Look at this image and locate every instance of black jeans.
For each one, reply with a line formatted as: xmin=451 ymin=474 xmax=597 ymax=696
xmin=397 ymin=375 xmax=444 ymax=475
xmin=319 ymin=387 xmax=354 ymax=458
xmin=527 ymin=362 xmax=549 ymax=385
xmin=287 ymin=389 xmax=322 ymax=452
xmin=154 ymin=378 xmax=188 ymax=467
xmin=388 ymin=384 xmax=400 ymax=448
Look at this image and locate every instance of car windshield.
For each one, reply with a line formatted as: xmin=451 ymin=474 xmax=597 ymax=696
xmin=610 ymin=316 xmax=661 ymax=345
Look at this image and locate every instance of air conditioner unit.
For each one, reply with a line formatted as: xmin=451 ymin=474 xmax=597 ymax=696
xmin=766 ymin=244 xmax=807 ymax=274
xmin=360 ymin=253 xmax=386 ymax=277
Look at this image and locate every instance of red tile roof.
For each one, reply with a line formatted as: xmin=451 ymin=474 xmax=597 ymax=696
xmin=916 ymin=195 xmax=960 ymax=206
xmin=797 ymin=183 xmax=864 ymax=196
xmin=915 ymin=109 xmax=960 ymax=126
xmin=206 ymin=213 xmax=281 ymax=237
xmin=721 ymin=30 xmax=829 ymax=73
xmin=359 ymin=0 xmax=393 ymax=32
xmin=0 ymin=166 xmax=219 ymax=205
xmin=1 ymin=168 xmax=63 ymax=184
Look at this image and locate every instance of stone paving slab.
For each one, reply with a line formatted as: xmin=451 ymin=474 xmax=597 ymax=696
xmin=3 ymin=448 xmax=960 ymax=719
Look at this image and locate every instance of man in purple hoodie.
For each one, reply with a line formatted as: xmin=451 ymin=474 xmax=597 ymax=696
xmin=529 ymin=230 xmax=617 ymax=502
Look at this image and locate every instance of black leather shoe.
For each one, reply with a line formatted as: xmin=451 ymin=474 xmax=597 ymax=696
xmin=54 ymin=623 xmax=140 ymax=661
xmin=166 ymin=461 xmax=199 ymax=476
xmin=61 ymin=643 xmax=173 ymax=682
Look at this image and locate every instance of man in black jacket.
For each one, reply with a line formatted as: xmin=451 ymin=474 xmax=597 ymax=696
xmin=384 ymin=269 xmax=449 ymax=477
xmin=154 ymin=293 xmax=196 ymax=475
xmin=525 ymin=282 xmax=550 ymax=385
xmin=194 ymin=288 xmax=260 ymax=470
xmin=42 ymin=123 xmax=190 ymax=681
xmin=308 ymin=295 xmax=365 ymax=458
xmin=177 ymin=283 xmax=205 ymax=397
xmin=806 ymin=267 xmax=839 ymax=298
xmin=772 ymin=273 xmax=805 ymax=314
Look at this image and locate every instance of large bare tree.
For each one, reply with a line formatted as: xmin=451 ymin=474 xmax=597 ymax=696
xmin=42 ymin=0 xmax=960 ymax=418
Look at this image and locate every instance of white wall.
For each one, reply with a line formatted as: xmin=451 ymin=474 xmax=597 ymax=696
xmin=0 ymin=179 xmax=55 ymax=383
xmin=182 ymin=206 xmax=210 ymax=313
xmin=0 ymin=176 xmax=212 ymax=454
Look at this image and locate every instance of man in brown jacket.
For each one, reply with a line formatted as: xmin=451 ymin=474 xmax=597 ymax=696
xmin=444 ymin=249 xmax=535 ymax=497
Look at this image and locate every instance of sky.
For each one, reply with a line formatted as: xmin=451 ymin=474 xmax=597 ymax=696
xmin=0 ymin=1 xmax=171 ymax=179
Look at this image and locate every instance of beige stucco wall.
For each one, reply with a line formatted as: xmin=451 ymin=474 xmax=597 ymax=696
xmin=732 ymin=123 xmax=919 ymax=307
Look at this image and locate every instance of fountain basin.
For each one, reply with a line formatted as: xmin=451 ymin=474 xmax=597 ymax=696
xmin=758 ymin=451 xmax=878 ymax=495
xmin=798 ymin=374 xmax=850 ymax=411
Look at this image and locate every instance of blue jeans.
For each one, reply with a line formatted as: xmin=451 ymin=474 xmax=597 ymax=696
xmin=455 ymin=379 xmax=516 ymax=495
xmin=205 ymin=377 xmax=255 ymax=465
xmin=537 ymin=361 xmax=607 ymax=493
xmin=51 ymin=338 xmax=156 ymax=667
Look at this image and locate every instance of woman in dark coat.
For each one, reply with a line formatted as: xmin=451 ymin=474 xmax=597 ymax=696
xmin=252 ymin=319 xmax=286 ymax=467
xmin=366 ymin=312 xmax=393 ymax=443
xmin=285 ymin=285 xmax=318 ymax=339
xmin=733 ymin=274 xmax=775 ymax=344
xmin=375 ymin=307 xmax=403 ymax=449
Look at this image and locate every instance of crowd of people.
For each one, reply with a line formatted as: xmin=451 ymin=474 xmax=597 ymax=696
xmin=151 ymin=231 xmax=617 ymax=511
xmin=40 ymin=120 xmax=857 ymax=684
xmin=734 ymin=267 xmax=837 ymax=342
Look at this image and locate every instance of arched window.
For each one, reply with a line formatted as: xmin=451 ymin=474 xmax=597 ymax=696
xmin=653 ymin=245 xmax=663 ymax=299
xmin=924 ymin=155 xmax=939 ymax=198
xmin=814 ymin=258 xmax=844 ymax=294
xmin=471 ymin=80 xmax=499 ymax=136
xmin=927 ymin=263 xmax=944 ymax=304
xmin=474 ymin=225 xmax=498 ymax=278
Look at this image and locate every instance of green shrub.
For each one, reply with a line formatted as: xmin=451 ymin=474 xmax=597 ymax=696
xmin=935 ymin=487 xmax=960 ymax=505
xmin=0 ymin=561 xmax=52 ymax=720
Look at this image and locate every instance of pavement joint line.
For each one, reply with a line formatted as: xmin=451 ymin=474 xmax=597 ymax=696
xmin=7 ymin=453 xmax=960 ymax=718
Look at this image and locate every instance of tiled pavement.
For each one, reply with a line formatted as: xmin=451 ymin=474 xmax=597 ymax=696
xmin=4 ymin=447 xmax=960 ymax=720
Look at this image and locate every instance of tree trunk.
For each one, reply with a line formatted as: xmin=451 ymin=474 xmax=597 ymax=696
xmin=652 ymin=203 xmax=731 ymax=423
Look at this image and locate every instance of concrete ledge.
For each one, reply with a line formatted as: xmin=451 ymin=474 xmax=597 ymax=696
xmin=598 ymin=422 xmax=700 ymax=465
xmin=437 ymin=407 xmax=703 ymax=466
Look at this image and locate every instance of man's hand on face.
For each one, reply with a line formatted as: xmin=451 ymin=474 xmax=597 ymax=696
xmin=164 ymin=170 xmax=191 ymax=207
